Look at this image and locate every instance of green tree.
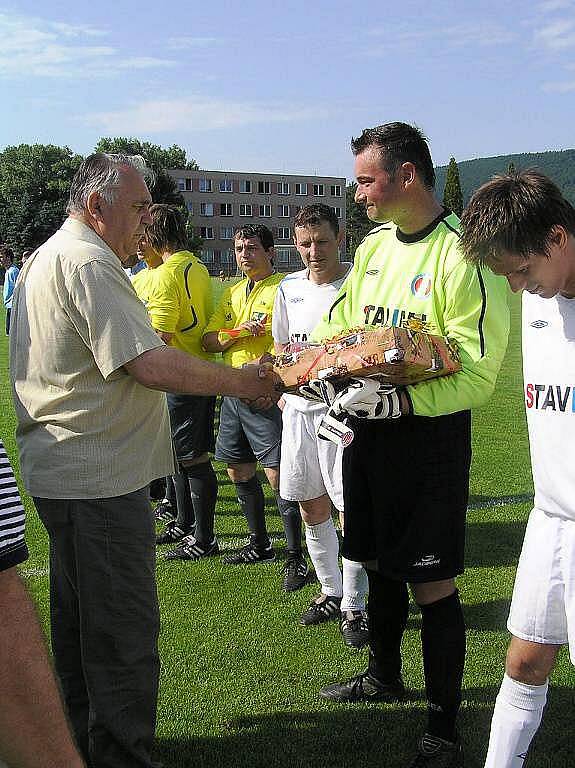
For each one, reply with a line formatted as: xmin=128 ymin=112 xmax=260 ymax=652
xmin=345 ymin=182 xmax=372 ymax=257
xmin=507 ymin=161 xmax=516 ymax=175
xmin=442 ymin=157 xmax=463 ymax=215
xmin=94 ymin=137 xmax=198 ymax=206
xmin=0 ymin=144 xmax=83 ymax=252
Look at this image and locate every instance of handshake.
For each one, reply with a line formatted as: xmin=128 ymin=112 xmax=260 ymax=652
xmin=299 ymin=377 xmax=403 ymax=446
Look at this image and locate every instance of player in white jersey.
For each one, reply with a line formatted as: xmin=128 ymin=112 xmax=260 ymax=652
xmin=460 ymin=169 xmax=575 ymax=768
xmin=272 ymin=203 xmax=369 ymax=649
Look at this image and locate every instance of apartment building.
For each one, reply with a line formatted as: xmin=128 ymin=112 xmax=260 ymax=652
xmin=167 ymin=168 xmax=346 ymax=274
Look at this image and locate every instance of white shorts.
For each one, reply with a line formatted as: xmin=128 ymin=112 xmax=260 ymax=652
xmin=279 ymin=400 xmax=344 ymax=511
xmin=508 ymin=506 xmax=575 ymax=663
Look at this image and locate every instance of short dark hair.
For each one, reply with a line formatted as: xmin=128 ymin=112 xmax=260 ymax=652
xmin=294 ymin=203 xmax=339 ymax=237
xmin=0 ymin=244 xmax=14 ymax=262
xmin=460 ymin=169 xmax=575 ymax=266
xmin=145 ymin=204 xmax=188 ymax=253
xmin=234 ymin=224 xmax=274 ymax=251
xmin=351 ymin=122 xmax=435 ymax=189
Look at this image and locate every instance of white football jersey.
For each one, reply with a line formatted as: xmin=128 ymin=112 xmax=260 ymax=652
xmin=522 ymin=291 xmax=575 ymax=521
xmin=272 ymin=265 xmax=351 ymax=412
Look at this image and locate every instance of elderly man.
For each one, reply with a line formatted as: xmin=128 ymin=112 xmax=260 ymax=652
xmin=9 ymin=153 xmax=277 ymax=768
xmin=0 ymin=439 xmax=84 ymax=768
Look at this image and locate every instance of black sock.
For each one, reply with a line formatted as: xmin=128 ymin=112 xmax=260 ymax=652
xmin=173 ymin=471 xmax=195 ymax=532
xmin=235 ymin=476 xmax=269 ymax=548
xmin=420 ymin=590 xmax=465 ymax=742
xmin=366 ymin=569 xmax=409 ymax=683
xmin=165 ymin=476 xmax=176 ymax=508
xmin=183 ymin=461 xmax=217 ymax=544
xmin=274 ymin=491 xmax=302 ymax=553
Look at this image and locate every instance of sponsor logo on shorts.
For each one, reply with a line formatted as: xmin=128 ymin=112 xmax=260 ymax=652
xmin=525 ymin=382 xmax=575 ymax=412
xmin=225 ymin=313 xmax=232 ymax=322
xmin=412 ymin=554 xmax=440 ymax=568
xmin=410 ymin=273 xmax=432 ymax=299
xmin=530 ymin=320 xmax=548 ymax=328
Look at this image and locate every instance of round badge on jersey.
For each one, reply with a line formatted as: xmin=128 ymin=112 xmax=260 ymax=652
xmin=411 ymin=273 xmax=432 ymax=299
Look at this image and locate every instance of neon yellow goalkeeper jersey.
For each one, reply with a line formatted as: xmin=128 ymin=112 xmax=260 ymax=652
xmin=312 ymin=211 xmax=510 ymax=417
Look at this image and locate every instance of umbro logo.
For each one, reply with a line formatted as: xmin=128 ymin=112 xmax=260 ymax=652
xmin=530 ymin=320 xmax=548 ymax=328
xmin=366 ymin=269 xmax=380 ymax=276
xmin=289 ymin=296 xmax=304 ymax=303
xmin=517 ymin=752 xmax=528 ymax=760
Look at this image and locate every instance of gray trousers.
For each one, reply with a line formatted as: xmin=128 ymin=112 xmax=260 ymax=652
xmin=35 ymin=489 xmax=161 ymax=768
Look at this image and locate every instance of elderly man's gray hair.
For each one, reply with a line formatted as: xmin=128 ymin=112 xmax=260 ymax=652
xmin=67 ymin=153 xmax=155 ymax=215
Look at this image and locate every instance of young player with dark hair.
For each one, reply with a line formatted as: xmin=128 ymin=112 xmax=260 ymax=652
xmin=460 ymin=169 xmax=575 ymax=768
xmin=307 ymin=122 xmax=509 ymax=767
xmin=203 ymin=226 xmax=305 ymax=587
xmin=273 ymin=203 xmax=369 ymax=646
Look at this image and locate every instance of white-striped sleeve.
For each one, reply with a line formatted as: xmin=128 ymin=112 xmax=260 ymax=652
xmin=0 ymin=439 xmax=28 ymax=571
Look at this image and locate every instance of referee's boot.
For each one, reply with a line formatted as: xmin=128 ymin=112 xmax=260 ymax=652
xmin=407 ymin=733 xmax=463 ymax=768
xmin=319 ymin=669 xmax=405 ymax=703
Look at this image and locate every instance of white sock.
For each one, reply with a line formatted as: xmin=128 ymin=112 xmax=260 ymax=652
xmin=305 ymin=518 xmax=342 ymax=597
xmin=341 ymin=557 xmax=368 ymax=612
xmin=484 ymin=673 xmax=548 ymax=768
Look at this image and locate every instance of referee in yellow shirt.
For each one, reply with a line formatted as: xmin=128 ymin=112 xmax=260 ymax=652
xmin=145 ymin=204 xmax=219 ymax=561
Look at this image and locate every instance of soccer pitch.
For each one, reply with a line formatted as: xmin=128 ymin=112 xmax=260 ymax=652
xmin=1 ymin=289 xmax=574 ymax=768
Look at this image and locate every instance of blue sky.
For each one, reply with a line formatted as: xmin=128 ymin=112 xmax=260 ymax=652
xmin=1 ymin=0 xmax=575 ymax=181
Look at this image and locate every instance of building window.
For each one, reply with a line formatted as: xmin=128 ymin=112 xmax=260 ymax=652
xmin=313 ymin=183 xmax=324 ymax=196
xmin=220 ymin=203 xmax=233 ymax=216
xmin=221 ymin=249 xmax=235 ymax=264
xmin=278 ymin=204 xmax=290 ymax=218
xmin=334 ymin=206 xmax=342 ymax=218
xmin=219 ymin=179 xmax=233 ymax=192
xmin=330 ymin=184 xmax=342 ymax=196
xmin=258 ymin=181 xmax=271 ymax=194
xmin=259 ymin=204 xmax=271 ymax=217
xmin=295 ymin=183 xmax=307 ymax=195
xmin=239 ymin=204 xmax=252 ymax=217
xmin=201 ymin=249 xmax=214 ymax=263
xmin=220 ymin=226 xmax=234 ymax=240
xmin=199 ymin=178 xmax=212 ymax=192
xmin=240 ymin=180 xmax=252 ymax=193
xmin=177 ymin=178 xmax=186 ymax=191
xmin=277 ymin=181 xmax=290 ymax=195
xmin=276 ymin=248 xmax=292 ymax=264
xmin=200 ymin=227 xmax=214 ymax=240
xmin=200 ymin=202 xmax=214 ymax=216
xmin=186 ymin=200 xmax=193 ymax=213
xmin=275 ymin=227 xmax=290 ymax=240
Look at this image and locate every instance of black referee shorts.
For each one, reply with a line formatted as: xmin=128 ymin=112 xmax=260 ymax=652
xmin=342 ymin=410 xmax=471 ymax=583
xmin=215 ymin=396 xmax=282 ymax=468
xmin=166 ymin=394 xmax=216 ymax=462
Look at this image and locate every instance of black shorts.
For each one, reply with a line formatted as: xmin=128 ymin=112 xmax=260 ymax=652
xmin=166 ymin=394 xmax=216 ymax=462
xmin=342 ymin=410 xmax=471 ymax=583
xmin=215 ymin=397 xmax=282 ymax=468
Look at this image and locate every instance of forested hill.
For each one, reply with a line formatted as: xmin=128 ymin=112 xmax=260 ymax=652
xmin=436 ymin=149 xmax=575 ymax=206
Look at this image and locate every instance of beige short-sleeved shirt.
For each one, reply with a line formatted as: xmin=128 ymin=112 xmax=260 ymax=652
xmin=9 ymin=218 xmax=174 ymax=499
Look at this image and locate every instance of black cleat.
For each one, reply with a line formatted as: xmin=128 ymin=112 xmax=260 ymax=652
xmin=340 ymin=610 xmax=369 ymax=650
xmin=300 ymin=594 xmax=341 ymax=625
xmin=319 ymin=670 xmax=405 ymax=703
xmin=154 ymin=500 xmax=175 ymax=522
xmin=156 ymin=521 xmax=189 ymax=545
xmin=407 ymin=734 xmax=464 ymax=767
xmin=165 ymin=535 xmax=219 ymax=561
xmin=222 ymin=543 xmax=276 ymax=565
xmin=282 ymin=551 xmax=311 ymax=592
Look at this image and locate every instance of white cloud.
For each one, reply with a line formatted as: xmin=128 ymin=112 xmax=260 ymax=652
xmin=534 ymin=18 xmax=575 ymax=49
xmin=0 ymin=11 xmax=175 ymax=78
xmin=536 ymin=0 xmax=574 ymax=12
xmin=542 ymin=78 xmax=575 ymax=91
xmin=364 ymin=21 xmax=515 ymax=55
xmin=167 ymin=36 xmax=220 ymax=50
xmin=81 ymin=96 xmax=329 ymax=133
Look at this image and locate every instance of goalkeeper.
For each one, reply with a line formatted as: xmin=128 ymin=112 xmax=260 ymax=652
xmin=306 ymin=122 xmax=509 ymax=768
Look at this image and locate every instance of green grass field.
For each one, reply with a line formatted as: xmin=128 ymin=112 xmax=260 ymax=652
xmin=1 ymin=288 xmax=574 ymax=768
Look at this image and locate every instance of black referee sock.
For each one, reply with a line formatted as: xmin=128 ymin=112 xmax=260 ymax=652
xmin=420 ymin=589 xmax=465 ymax=743
xmin=184 ymin=461 xmax=218 ymax=544
xmin=274 ymin=491 xmax=302 ymax=553
xmin=235 ymin=475 xmax=269 ymax=549
xmin=173 ymin=471 xmax=194 ymax=531
xmin=366 ymin=569 xmax=409 ymax=683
